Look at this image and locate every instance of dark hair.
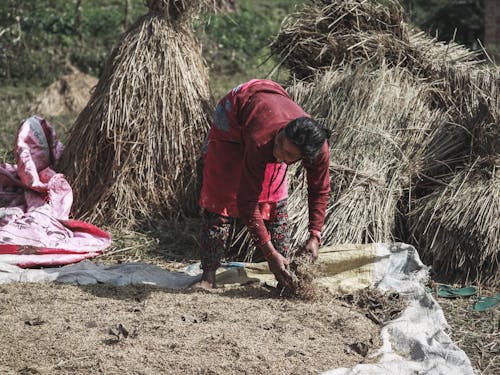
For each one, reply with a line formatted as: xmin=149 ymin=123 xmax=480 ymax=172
xmin=284 ymin=117 xmax=331 ymax=162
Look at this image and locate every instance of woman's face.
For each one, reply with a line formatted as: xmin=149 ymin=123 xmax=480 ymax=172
xmin=273 ymin=130 xmax=302 ymax=165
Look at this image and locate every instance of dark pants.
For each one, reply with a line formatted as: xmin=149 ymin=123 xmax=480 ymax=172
xmin=200 ymin=200 xmax=290 ymax=271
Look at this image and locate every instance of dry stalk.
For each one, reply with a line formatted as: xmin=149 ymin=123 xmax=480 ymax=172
xmin=409 ymin=158 xmax=499 ymax=286
xmin=58 ymin=9 xmax=211 ymax=228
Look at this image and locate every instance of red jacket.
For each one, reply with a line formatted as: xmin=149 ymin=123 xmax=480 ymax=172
xmin=199 ymin=79 xmax=330 ymax=246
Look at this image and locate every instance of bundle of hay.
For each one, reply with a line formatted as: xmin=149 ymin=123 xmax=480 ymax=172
xmin=271 ymin=0 xmax=493 ymax=179
xmin=269 ymin=0 xmax=499 ymax=287
xmin=285 ymin=66 xmax=447 ymax=248
xmin=58 ymin=0 xmax=212 ymax=228
xmin=409 ymin=158 xmax=499 ymax=286
xmin=406 ymin=31 xmax=481 ymax=76
xmin=270 ymin=0 xmax=480 ymax=80
xmin=30 ymin=67 xmax=97 ymax=117
xmin=271 ymin=0 xmax=406 ymax=79
xmin=418 ymin=67 xmax=499 ymax=186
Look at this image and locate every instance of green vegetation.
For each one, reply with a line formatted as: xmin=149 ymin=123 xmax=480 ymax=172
xmin=0 ymin=0 xmax=302 ymax=86
xmin=197 ymin=0 xmax=304 ymax=98
xmin=0 ymin=0 xmax=145 ymax=84
xmin=402 ymin=0 xmax=484 ymax=49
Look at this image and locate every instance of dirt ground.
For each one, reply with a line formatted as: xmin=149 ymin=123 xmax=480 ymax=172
xmin=0 ymin=282 xmax=382 ymax=375
xmin=439 ymin=294 xmax=499 ymax=375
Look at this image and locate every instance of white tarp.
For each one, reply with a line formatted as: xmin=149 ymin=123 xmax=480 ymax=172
xmin=0 ymin=242 xmax=474 ymax=374
xmin=322 ymin=244 xmax=474 ymax=375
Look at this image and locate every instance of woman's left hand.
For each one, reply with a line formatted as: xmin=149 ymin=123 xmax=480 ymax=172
xmin=303 ymin=235 xmax=320 ymax=261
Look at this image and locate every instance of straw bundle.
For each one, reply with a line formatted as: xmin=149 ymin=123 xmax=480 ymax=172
xmin=406 ymin=30 xmax=481 ymax=76
xmin=285 ymin=66 xmax=448 ymax=248
xmin=270 ymin=0 xmax=493 ymax=172
xmin=415 ymin=67 xmax=499 ymax=190
xmin=268 ymin=0 xmax=499 ymax=284
xmin=271 ymin=0 xmax=406 ymax=79
xmin=270 ymin=0 xmax=481 ymax=80
xmin=57 ymin=1 xmax=212 ymax=228
xmin=145 ymin=0 xmax=210 ymax=21
xmin=409 ymin=158 xmax=499 ymax=286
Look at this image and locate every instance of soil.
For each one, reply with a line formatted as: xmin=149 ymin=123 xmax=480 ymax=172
xmin=439 ymin=291 xmax=499 ymax=375
xmin=30 ymin=69 xmax=97 ymax=117
xmin=0 ymin=282 xmax=382 ymax=375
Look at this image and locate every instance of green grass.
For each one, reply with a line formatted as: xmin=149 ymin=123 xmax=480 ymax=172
xmin=0 ymin=84 xmax=41 ymax=161
xmin=199 ymin=0 xmax=303 ymax=99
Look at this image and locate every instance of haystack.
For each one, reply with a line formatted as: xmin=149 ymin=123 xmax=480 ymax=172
xmin=418 ymin=67 xmax=499 ymax=185
xmin=268 ymin=0 xmax=499 ymax=285
xmin=270 ymin=0 xmax=480 ymax=80
xmin=57 ymin=0 xmax=212 ymax=228
xmin=270 ymin=0 xmax=495 ymax=175
xmin=30 ymin=67 xmax=97 ymax=117
xmin=270 ymin=0 xmax=406 ymax=79
xmin=285 ymin=66 xmax=447 ymax=249
xmin=409 ymin=158 xmax=499 ymax=286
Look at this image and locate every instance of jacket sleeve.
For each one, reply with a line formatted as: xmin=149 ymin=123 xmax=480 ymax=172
xmin=302 ymin=141 xmax=330 ymax=238
xmin=237 ymin=144 xmax=271 ymax=247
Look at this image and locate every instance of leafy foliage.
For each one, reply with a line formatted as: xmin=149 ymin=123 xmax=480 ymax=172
xmin=401 ymin=0 xmax=484 ymax=48
xmin=0 ymin=0 xmax=145 ymax=84
xmin=197 ymin=0 xmax=303 ymax=75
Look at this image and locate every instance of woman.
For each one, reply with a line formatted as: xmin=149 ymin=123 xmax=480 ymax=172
xmin=196 ymin=79 xmax=330 ymax=289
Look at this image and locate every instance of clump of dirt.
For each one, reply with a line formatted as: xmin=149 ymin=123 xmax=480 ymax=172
xmin=30 ymin=67 xmax=97 ymax=117
xmin=338 ymin=288 xmax=407 ymax=325
xmin=284 ymin=253 xmax=323 ymax=300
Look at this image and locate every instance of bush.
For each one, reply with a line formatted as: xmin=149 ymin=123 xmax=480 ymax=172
xmin=196 ymin=0 xmax=303 ymax=75
xmin=0 ymin=0 xmax=145 ymax=84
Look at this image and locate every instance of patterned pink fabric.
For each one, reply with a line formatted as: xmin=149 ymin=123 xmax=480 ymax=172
xmin=0 ymin=116 xmax=111 ymax=267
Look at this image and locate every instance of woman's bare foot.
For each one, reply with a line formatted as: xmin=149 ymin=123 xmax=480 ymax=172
xmin=192 ymin=280 xmax=216 ymax=289
xmin=191 ymin=270 xmax=216 ymax=289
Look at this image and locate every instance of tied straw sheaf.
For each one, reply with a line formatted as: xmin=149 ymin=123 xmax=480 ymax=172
xmin=409 ymin=157 xmax=499 ymax=286
xmin=262 ymin=0 xmax=498 ymax=285
xmin=58 ymin=0 xmax=214 ymax=228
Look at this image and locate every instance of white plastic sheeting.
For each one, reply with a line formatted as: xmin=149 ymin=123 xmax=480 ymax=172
xmin=322 ymin=243 xmax=474 ymax=375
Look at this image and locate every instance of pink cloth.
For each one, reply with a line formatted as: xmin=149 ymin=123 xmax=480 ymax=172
xmin=0 ymin=116 xmax=111 ymax=267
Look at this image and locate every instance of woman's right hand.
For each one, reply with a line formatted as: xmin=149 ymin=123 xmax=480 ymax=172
xmin=261 ymin=241 xmax=292 ymax=287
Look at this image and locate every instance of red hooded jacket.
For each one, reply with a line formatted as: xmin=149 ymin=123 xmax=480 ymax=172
xmin=199 ymin=79 xmax=330 ymax=246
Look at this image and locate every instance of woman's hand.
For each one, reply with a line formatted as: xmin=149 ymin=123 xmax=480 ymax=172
xmin=303 ymin=235 xmax=320 ymax=261
xmin=261 ymin=241 xmax=292 ymax=287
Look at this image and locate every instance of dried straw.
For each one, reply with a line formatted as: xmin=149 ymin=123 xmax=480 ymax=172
xmin=58 ymin=1 xmax=212 ymax=228
xmin=285 ymin=252 xmax=322 ymax=300
xmin=145 ymin=0 xmax=212 ymax=21
xmin=270 ymin=0 xmax=496 ymax=176
xmin=270 ymin=0 xmax=481 ymax=80
xmin=285 ymin=66 xmax=448 ymax=248
xmin=418 ymin=67 xmax=499 ymax=186
xmin=271 ymin=0 xmax=406 ymax=79
xmin=268 ymin=0 xmax=499 ymax=286
xmin=409 ymin=158 xmax=499 ymax=286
